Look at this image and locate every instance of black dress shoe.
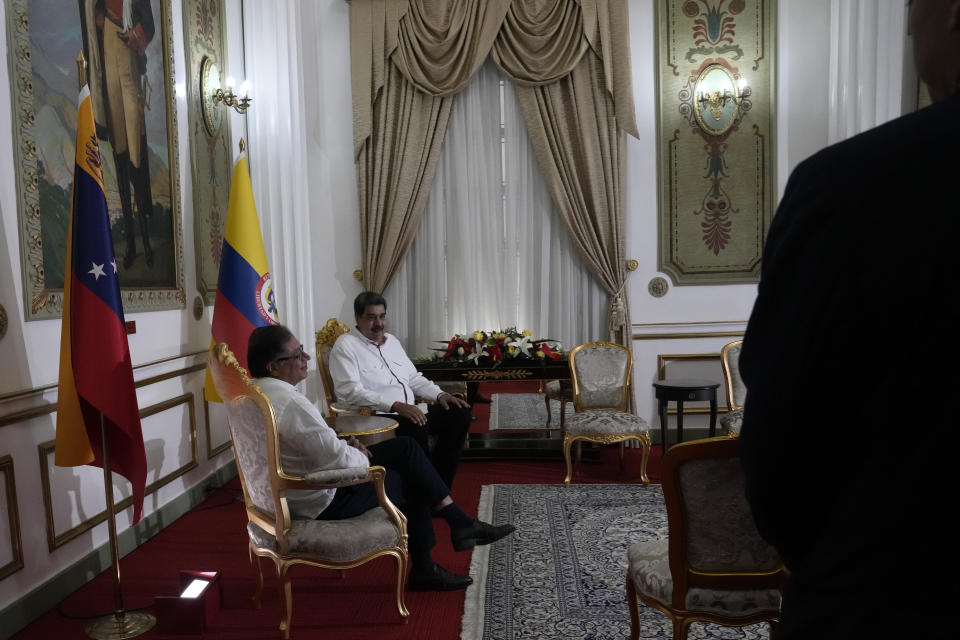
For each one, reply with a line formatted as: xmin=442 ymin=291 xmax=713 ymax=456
xmin=451 ymin=520 xmax=516 ymax=552
xmin=471 ymin=394 xmax=492 ymax=404
xmin=408 ymin=564 xmax=473 ymax=591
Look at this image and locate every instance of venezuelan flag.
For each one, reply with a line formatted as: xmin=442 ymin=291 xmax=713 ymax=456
xmin=55 ymin=85 xmax=146 ymax=524
xmin=204 ymin=154 xmax=278 ymax=401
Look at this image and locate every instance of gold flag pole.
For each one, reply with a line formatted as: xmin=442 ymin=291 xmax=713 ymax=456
xmin=75 ymin=52 xmax=155 ymax=640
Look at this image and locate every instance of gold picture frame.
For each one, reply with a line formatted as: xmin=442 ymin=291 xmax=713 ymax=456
xmin=6 ymin=0 xmax=185 ymax=320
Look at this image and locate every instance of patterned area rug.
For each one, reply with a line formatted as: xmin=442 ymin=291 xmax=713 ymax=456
xmin=489 ymin=393 xmax=563 ymax=430
xmin=461 ymin=484 xmax=771 ymax=640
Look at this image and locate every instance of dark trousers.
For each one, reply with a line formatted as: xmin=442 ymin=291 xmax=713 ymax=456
xmin=394 ymin=404 xmax=471 ymax=490
xmin=318 ymin=436 xmax=450 ymax=560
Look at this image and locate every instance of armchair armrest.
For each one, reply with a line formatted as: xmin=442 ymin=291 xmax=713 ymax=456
xmin=291 ymin=466 xmax=406 ymax=537
xmin=301 ymin=466 xmax=372 ymax=488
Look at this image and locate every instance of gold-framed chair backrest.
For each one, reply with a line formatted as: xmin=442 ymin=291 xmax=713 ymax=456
xmin=208 ymin=342 xmax=294 ymax=551
xmin=568 ymin=341 xmax=633 ymax=412
xmin=720 ymin=340 xmax=745 ymax=410
xmin=315 ymin=318 xmax=352 ymax=409
xmin=661 ymin=436 xmax=783 ymax=603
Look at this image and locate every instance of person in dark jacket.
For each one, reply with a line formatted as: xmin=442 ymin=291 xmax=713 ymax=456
xmin=739 ymin=1 xmax=959 ymax=637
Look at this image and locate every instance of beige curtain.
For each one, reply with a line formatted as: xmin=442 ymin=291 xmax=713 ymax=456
xmin=515 ymin=50 xmax=631 ymax=346
xmin=350 ymin=0 xmax=637 ymax=344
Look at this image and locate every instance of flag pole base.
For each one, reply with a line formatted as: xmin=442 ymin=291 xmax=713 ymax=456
xmin=84 ymin=611 xmax=156 ymax=639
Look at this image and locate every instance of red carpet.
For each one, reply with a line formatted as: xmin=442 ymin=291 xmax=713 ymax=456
xmin=12 ymin=383 xmax=661 ymax=640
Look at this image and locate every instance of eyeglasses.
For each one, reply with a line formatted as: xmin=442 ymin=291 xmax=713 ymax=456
xmin=274 ymin=345 xmax=307 ymax=362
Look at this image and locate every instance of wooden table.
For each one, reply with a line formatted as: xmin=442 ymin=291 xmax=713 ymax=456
xmin=652 ymin=378 xmax=720 ymax=450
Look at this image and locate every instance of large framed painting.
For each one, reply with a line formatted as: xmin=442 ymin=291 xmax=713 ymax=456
xmin=182 ymin=0 xmax=232 ymax=305
xmin=6 ymin=0 xmax=184 ymax=320
xmin=655 ymin=0 xmax=777 ymax=285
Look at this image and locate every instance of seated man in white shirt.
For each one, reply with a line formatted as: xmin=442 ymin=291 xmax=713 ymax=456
xmin=248 ymin=324 xmax=514 ymax=591
xmin=329 ymin=291 xmax=472 ymax=489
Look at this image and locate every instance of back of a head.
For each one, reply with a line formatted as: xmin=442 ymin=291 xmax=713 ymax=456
xmin=248 ymin=324 xmax=293 ymax=378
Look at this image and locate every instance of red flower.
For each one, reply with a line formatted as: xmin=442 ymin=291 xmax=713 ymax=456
xmin=488 ymin=345 xmax=503 ymax=362
xmin=538 ymin=343 xmax=562 ymax=360
xmin=444 ymin=337 xmax=472 ymax=358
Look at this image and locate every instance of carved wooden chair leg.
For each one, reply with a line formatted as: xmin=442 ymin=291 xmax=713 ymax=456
xmin=394 ymin=551 xmax=410 ymax=621
xmin=626 ymin=573 xmax=642 ymax=640
xmin=277 ymin=563 xmax=293 ymax=640
xmin=638 ymin=433 xmax=651 ymax=485
xmin=545 ymin=393 xmax=553 ymax=426
xmin=673 ymin=615 xmax=693 ymax=640
xmin=562 ymin=435 xmax=576 ymax=486
xmin=249 ymin=543 xmax=263 ymax=609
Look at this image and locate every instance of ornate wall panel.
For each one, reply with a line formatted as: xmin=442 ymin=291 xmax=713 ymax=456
xmin=182 ymin=0 xmax=233 ymax=304
xmin=5 ymin=0 xmax=185 ymax=319
xmin=656 ymin=0 xmax=776 ymax=284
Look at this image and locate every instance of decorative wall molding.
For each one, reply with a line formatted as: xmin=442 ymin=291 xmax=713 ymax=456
xmin=38 ymin=393 xmax=198 ymax=551
xmin=203 ymin=400 xmax=231 ymax=459
xmin=632 ymin=320 xmax=746 ymax=341
xmin=0 ymin=456 xmax=24 ymax=581
xmin=0 ymin=350 xmax=208 ymax=415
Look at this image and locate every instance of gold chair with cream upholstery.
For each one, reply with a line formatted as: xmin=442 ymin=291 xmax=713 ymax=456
xmin=208 ymin=343 xmax=409 ymax=639
xmin=719 ymin=340 xmax=745 ymax=436
xmin=626 ymin=436 xmax=783 ymax=639
xmin=562 ymin=341 xmax=651 ymax=486
xmin=315 ymin=318 xmax=398 ymax=445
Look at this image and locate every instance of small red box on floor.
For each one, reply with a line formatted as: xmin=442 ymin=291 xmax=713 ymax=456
xmin=154 ymin=570 xmax=221 ymax=635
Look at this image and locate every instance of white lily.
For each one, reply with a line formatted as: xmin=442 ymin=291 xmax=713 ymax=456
xmin=507 ymin=335 xmax=534 ymax=357
xmin=467 ymin=347 xmax=488 ymax=364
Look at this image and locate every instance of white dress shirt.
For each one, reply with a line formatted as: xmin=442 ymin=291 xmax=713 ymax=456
xmin=329 ymin=328 xmax=444 ymax=413
xmin=255 ymin=377 xmax=369 ymax=519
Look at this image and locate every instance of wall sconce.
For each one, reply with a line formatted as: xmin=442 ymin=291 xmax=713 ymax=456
xmin=200 ymin=55 xmax=251 ymax=136
xmin=693 ymin=64 xmax=751 ymax=136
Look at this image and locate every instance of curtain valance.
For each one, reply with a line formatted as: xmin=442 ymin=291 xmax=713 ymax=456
xmin=350 ymin=0 xmax=638 ymax=158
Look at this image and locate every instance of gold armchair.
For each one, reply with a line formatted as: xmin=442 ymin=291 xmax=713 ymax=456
xmin=315 ymin=318 xmax=397 ymax=444
xmin=562 ymin=341 xmax=652 ymax=486
xmin=626 ymin=436 xmax=783 ymax=639
xmin=208 ymin=343 xmax=410 ymax=639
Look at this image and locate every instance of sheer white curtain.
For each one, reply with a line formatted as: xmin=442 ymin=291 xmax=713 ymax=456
xmin=827 ymin=0 xmax=906 ymax=143
xmin=386 ymin=61 xmax=605 ymax=357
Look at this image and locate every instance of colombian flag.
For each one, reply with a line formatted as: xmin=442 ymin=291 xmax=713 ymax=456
xmin=203 ymin=154 xmax=278 ymax=401
xmin=55 ymin=85 xmax=147 ymax=524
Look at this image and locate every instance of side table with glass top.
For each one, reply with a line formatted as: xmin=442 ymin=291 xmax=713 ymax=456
xmin=652 ymin=378 xmax=721 ymax=450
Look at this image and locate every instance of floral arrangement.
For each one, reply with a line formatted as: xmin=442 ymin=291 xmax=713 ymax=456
xmin=433 ymin=327 xmax=564 ymax=366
